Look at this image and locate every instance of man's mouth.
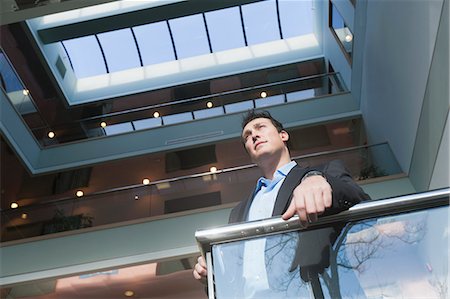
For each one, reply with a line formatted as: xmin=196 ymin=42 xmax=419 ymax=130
xmin=254 ymin=141 xmax=266 ymax=149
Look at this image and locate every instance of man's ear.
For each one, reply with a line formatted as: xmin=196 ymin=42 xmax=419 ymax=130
xmin=280 ymin=130 xmax=289 ymax=142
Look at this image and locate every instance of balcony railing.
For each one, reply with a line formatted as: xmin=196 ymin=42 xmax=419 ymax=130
xmin=1 ymin=47 xmax=346 ymax=146
xmin=1 ymin=143 xmax=402 ymax=243
xmin=195 ymin=188 xmax=449 ymax=299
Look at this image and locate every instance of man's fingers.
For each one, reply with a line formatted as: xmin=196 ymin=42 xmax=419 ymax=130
xmin=282 ymin=202 xmax=296 ymax=220
xmin=193 ymin=269 xmax=202 ymax=280
xmin=198 ymin=256 xmax=206 ymax=268
xmin=324 ymin=188 xmax=332 ymax=208
xmin=304 ymin=191 xmax=317 ymax=215
xmin=193 ymin=256 xmax=208 ymax=280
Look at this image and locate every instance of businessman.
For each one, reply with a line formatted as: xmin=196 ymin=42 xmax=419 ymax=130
xmin=193 ymin=110 xmax=369 ymax=296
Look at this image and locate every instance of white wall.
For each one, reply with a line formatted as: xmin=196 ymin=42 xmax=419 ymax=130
xmin=360 ymin=0 xmax=444 ymax=173
xmin=430 ymin=113 xmax=450 ymax=189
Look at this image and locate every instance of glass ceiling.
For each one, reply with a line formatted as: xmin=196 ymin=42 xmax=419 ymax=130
xmin=0 ymin=0 xmax=328 ymax=146
xmin=21 ymin=0 xmax=322 ymax=105
xmin=61 ymin=0 xmax=313 ymax=79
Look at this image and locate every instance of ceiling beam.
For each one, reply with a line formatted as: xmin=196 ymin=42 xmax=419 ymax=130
xmin=37 ymin=0 xmax=262 ymax=44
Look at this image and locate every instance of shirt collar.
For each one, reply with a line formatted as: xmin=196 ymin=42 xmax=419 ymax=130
xmin=255 ymin=161 xmax=297 ymax=192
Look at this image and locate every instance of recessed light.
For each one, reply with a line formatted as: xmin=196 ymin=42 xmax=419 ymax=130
xmin=124 ymin=290 xmax=134 ymax=297
xmin=76 ymin=190 xmax=84 ymax=197
xmin=21 ymin=213 xmax=28 ymax=219
xmin=210 ymin=166 xmax=217 ymax=173
xmin=206 ymin=101 xmax=213 ymax=108
xmin=100 ymin=121 xmax=107 ymax=128
xmin=260 ymin=91 xmax=267 ymax=98
xmin=48 ymin=131 xmax=55 ymax=138
xmin=134 ymin=195 xmax=139 ymax=200
xmin=153 ymin=111 xmax=160 ymax=118
xmin=23 ymin=89 xmax=29 ymax=96
xmin=142 ymin=178 xmax=150 ymax=185
xmin=10 ymin=202 xmax=18 ymax=209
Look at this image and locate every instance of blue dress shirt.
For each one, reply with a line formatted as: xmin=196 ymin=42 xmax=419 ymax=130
xmin=247 ymin=161 xmax=297 ymax=221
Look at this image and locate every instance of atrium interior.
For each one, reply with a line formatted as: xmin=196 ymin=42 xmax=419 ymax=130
xmin=0 ymin=0 xmax=448 ymax=298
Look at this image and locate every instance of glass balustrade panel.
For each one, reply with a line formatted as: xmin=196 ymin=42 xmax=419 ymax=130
xmin=211 ymin=206 xmax=448 ymax=298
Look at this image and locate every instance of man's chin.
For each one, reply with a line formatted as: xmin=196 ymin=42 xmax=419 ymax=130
xmin=251 ymin=151 xmax=271 ymax=162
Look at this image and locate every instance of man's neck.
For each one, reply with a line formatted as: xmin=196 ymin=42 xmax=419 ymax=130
xmin=259 ymin=154 xmax=292 ymax=180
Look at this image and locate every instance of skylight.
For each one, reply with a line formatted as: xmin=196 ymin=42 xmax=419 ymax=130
xmin=26 ymin=0 xmax=322 ymax=105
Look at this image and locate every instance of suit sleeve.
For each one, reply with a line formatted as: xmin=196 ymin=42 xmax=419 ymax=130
xmin=319 ymin=159 xmax=370 ymax=215
xmin=228 ymin=201 xmax=245 ymax=224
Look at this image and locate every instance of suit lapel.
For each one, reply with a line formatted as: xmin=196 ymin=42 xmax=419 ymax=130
xmin=232 ymin=164 xmax=309 ymax=222
xmin=272 ymin=165 xmax=309 ymax=216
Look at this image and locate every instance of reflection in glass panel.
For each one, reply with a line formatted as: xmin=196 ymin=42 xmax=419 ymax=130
xmin=242 ymin=0 xmax=280 ymax=45
xmin=330 ymin=3 xmax=353 ymax=60
xmin=133 ymin=21 xmax=176 ymax=66
xmin=224 ymin=100 xmax=254 ymax=114
xmin=1 ymin=51 xmax=38 ymax=115
xmin=205 ymin=7 xmax=246 ymax=52
xmin=62 ymin=36 xmax=106 ymax=78
xmin=211 ymin=206 xmax=448 ymax=298
xmin=169 ymin=14 xmax=210 ymax=59
xmin=193 ymin=106 xmax=224 ymax=119
xmin=133 ymin=117 xmax=162 ymax=130
xmin=278 ymin=0 xmax=314 ymax=38
xmin=0 ymin=51 xmax=23 ymax=93
xmin=103 ymin=122 xmax=133 ymax=136
xmin=254 ymin=94 xmax=285 ymax=108
xmin=162 ymin=112 xmax=193 ymax=125
xmin=97 ymin=28 xmax=141 ymax=73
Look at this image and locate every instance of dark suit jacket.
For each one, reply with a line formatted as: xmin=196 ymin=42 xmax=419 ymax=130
xmin=229 ymin=159 xmax=370 ymax=223
xmin=227 ymin=160 xmax=370 ymax=283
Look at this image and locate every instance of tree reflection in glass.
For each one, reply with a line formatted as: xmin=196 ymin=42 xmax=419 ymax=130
xmin=211 ymin=207 xmax=448 ymax=299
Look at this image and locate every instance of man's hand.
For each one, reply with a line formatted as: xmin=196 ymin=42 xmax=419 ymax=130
xmin=193 ymin=256 xmax=208 ymax=280
xmin=282 ymin=175 xmax=332 ymax=225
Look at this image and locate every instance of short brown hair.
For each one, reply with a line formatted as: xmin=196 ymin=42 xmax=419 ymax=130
xmin=241 ymin=110 xmax=284 ymax=132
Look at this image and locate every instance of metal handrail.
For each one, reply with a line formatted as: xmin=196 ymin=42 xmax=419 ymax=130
xmin=195 ymin=188 xmax=450 ymax=257
xmin=79 ymin=72 xmax=341 ymax=122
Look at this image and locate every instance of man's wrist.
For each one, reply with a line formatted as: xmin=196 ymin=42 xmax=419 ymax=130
xmin=301 ymin=170 xmax=326 ymax=182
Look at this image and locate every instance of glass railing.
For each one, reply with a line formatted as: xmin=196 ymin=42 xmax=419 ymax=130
xmin=39 ymin=72 xmax=346 ymax=145
xmin=195 ymin=188 xmax=449 ymax=299
xmin=0 ymin=49 xmax=48 ymax=135
xmin=0 ymin=143 xmax=402 ymax=243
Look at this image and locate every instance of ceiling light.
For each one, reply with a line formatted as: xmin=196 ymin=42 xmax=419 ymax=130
xmin=206 ymin=101 xmax=213 ymax=108
xmin=21 ymin=213 xmax=28 ymax=219
xmin=76 ymin=190 xmax=84 ymax=197
xmin=142 ymin=178 xmax=150 ymax=185
xmin=345 ymin=34 xmax=353 ymax=42
xmin=48 ymin=131 xmax=55 ymax=138
xmin=10 ymin=202 xmax=18 ymax=209
xmin=153 ymin=111 xmax=160 ymax=118
xmin=260 ymin=91 xmax=267 ymax=98
xmin=210 ymin=166 xmax=217 ymax=173
xmin=100 ymin=121 xmax=107 ymax=128
xmin=22 ymin=89 xmax=29 ymax=96
xmin=124 ymin=290 xmax=134 ymax=297
xmin=134 ymin=195 xmax=139 ymax=200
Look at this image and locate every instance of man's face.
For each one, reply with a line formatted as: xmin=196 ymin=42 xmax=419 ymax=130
xmin=241 ymin=118 xmax=289 ymax=162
